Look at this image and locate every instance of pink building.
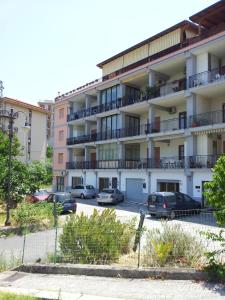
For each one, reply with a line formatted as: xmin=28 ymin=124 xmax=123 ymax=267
xmin=53 ymin=98 xmax=69 ymax=191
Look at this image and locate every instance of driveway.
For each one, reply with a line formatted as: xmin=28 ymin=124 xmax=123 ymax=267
xmin=0 ymin=198 xmax=222 ymax=264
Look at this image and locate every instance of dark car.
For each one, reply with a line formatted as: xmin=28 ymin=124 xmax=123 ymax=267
xmin=47 ymin=192 xmax=77 ymax=213
xmin=147 ymin=192 xmax=201 ymax=219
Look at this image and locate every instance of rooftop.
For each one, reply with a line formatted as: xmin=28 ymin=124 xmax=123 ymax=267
xmin=2 ymin=97 xmax=49 ymax=114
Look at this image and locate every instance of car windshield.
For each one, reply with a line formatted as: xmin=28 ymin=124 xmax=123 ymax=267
xmin=34 ymin=190 xmax=48 ymax=196
xmin=56 ymin=194 xmax=73 ymax=203
xmin=102 ymin=189 xmax=114 ymax=194
xmin=86 ymin=185 xmax=94 ymax=190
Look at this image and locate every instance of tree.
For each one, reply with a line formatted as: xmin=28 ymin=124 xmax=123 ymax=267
xmin=0 ymin=132 xmax=49 ymax=206
xmin=204 ymin=155 xmax=225 ymax=226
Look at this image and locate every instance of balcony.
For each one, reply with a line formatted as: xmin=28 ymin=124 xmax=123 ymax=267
xmin=66 ymin=155 xmax=221 ymax=170
xmin=188 ymin=155 xmax=220 ymax=168
xmin=189 ymin=67 xmax=225 ymax=89
xmin=67 ymin=125 xmax=147 ymax=145
xmin=190 ymin=110 xmax=225 ymax=128
xmin=147 ymin=117 xmax=187 ymax=134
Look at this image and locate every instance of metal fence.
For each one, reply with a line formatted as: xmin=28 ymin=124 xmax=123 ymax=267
xmin=0 ymin=208 xmax=224 ymax=270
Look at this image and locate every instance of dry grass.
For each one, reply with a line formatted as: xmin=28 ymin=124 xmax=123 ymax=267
xmin=113 ymin=251 xmax=139 ymax=267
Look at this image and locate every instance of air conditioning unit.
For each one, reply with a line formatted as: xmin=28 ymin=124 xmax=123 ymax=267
xmin=169 ymin=107 xmax=176 ymax=114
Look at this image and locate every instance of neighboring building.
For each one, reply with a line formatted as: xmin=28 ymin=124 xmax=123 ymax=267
xmin=52 ymin=98 xmax=69 ymax=191
xmin=38 ymin=100 xmax=54 ymax=146
xmin=54 ymin=0 xmax=225 ymax=206
xmin=0 ymin=97 xmax=48 ymax=163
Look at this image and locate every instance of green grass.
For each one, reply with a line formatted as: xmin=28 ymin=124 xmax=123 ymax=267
xmin=0 ymin=292 xmax=38 ymax=299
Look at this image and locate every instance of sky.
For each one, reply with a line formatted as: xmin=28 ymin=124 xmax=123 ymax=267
xmin=0 ymin=0 xmax=217 ymax=105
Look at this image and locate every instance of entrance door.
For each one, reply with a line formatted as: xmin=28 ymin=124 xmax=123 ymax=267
xmin=159 ymin=182 xmax=179 ymax=192
xmin=154 ymin=116 xmax=160 ymax=133
xmin=154 ymin=147 xmax=160 ymax=168
xmin=90 ymin=152 xmax=96 ymax=169
xmin=99 ymin=177 xmax=109 ymax=191
xmin=112 ymin=177 xmax=118 ymax=189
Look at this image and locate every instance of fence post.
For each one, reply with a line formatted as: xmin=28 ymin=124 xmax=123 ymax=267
xmin=53 ymin=197 xmax=58 ymax=264
xmin=133 ymin=209 xmax=146 ymax=268
xmin=21 ymin=230 xmax=26 ymax=264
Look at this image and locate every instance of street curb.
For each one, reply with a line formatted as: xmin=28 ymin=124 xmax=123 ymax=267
xmin=15 ymin=263 xmax=208 ymax=281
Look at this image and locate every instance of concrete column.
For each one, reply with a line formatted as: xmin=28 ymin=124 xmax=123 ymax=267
xmin=118 ymin=112 xmax=125 ymax=129
xmin=118 ymin=171 xmax=122 ymax=191
xmin=96 ymin=145 xmax=99 ymax=161
xmin=68 ymin=125 xmax=73 ymax=138
xmin=148 ymin=104 xmax=155 ymax=124
xmin=96 ymin=90 xmax=101 ymax=105
xmin=185 ymin=52 xmax=196 ymax=89
xmin=68 ymin=148 xmax=73 ymax=162
xmin=148 ymin=139 xmax=155 ymax=159
xmin=96 ymin=118 xmax=101 ymax=132
xmin=85 ymin=120 xmax=91 ymax=135
xmin=147 ymin=171 xmax=151 ymax=195
xmin=84 ymin=146 xmax=90 ymax=161
xmin=72 ymin=101 xmax=81 ymax=113
xmin=117 ymin=142 xmax=125 ymax=160
xmin=186 ymin=173 xmax=194 ymax=197
xmin=148 ymin=70 xmax=157 ymax=87
xmin=185 ymin=135 xmax=197 ymax=157
xmin=186 ymin=93 xmax=196 ymax=121
xmin=85 ymin=95 xmax=91 ymax=109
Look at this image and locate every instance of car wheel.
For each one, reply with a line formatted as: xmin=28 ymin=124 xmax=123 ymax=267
xmin=72 ymin=209 xmax=76 ymax=214
xmin=169 ymin=211 xmax=176 ymax=220
xmin=92 ymin=195 xmax=96 ymax=199
xmin=80 ymin=193 xmax=85 ymax=199
xmin=150 ymin=214 xmax=155 ymax=218
xmin=98 ymin=202 xmax=103 ymax=206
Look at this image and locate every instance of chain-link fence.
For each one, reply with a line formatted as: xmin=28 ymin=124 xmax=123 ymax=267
xmin=0 ymin=208 xmax=224 ymax=270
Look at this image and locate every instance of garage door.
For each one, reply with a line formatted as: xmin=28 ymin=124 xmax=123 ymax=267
xmin=126 ymin=178 xmax=144 ymax=203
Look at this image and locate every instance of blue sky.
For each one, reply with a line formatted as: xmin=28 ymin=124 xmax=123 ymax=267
xmin=0 ymin=0 xmax=216 ymax=104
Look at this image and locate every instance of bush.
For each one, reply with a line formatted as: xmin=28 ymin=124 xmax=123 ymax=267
xmin=143 ymin=222 xmax=205 ymax=268
xmin=59 ymin=209 xmax=136 ymax=264
xmin=12 ymin=202 xmax=57 ymax=229
xmin=0 ymin=292 xmax=38 ymax=300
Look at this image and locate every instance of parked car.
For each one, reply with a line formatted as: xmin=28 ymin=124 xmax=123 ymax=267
xmin=147 ymin=192 xmax=201 ymax=219
xmin=47 ymin=192 xmax=77 ymax=213
xmin=72 ymin=185 xmax=96 ymax=199
xmin=97 ymin=188 xmax=124 ymax=205
xmin=26 ymin=189 xmax=50 ymax=203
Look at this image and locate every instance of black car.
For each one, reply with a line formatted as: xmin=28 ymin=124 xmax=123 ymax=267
xmin=147 ymin=192 xmax=201 ymax=219
xmin=47 ymin=192 xmax=77 ymax=213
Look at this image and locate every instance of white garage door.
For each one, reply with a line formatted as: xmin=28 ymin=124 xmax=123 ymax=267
xmin=126 ymin=178 xmax=144 ymax=203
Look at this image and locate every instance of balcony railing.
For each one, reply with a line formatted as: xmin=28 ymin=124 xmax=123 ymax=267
xmin=67 ymin=79 xmax=186 ymax=122
xmin=190 ymin=110 xmax=225 ymax=128
xmin=67 ymin=125 xmax=148 ymax=145
xmin=146 ymin=117 xmax=187 ymax=134
xmin=189 ymin=67 xmax=225 ymax=89
xmin=66 ymin=155 xmax=221 ymax=170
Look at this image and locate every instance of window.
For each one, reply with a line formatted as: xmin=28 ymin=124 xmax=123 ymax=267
xmin=99 ymin=143 xmax=118 ymax=160
xmin=58 ymin=153 xmax=64 ymax=164
xmin=100 ymin=85 xmax=120 ymax=105
xmin=179 ymin=112 xmax=187 ymax=129
xmin=125 ymin=86 xmax=140 ymax=103
xmin=72 ymin=177 xmax=81 ymax=189
xmin=59 ymin=108 xmax=64 ymax=119
xmin=58 ymin=130 xmax=64 ymax=141
xmin=178 ymin=145 xmax=184 ymax=160
xmin=75 ymin=185 xmax=84 ymax=189
xmin=101 ymin=114 xmax=118 ymax=139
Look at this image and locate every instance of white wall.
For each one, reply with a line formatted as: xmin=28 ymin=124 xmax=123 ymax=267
xmin=155 ymin=138 xmax=184 ymax=157
xmin=192 ymin=170 xmax=212 ymax=199
xmin=196 ymin=53 xmax=208 ymax=73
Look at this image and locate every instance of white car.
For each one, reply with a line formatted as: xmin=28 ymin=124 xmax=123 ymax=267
xmin=97 ymin=188 xmax=124 ymax=205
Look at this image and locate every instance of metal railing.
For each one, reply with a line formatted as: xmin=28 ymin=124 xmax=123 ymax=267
xmin=189 ymin=67 xmax=225 ymax=89
xmin=190 ymin=110 xmax=225 ymax=127
xmin=146 ymin=117 xmax=187 ymax=134
xmin=66 ymin=155 xmax=221 ymax=170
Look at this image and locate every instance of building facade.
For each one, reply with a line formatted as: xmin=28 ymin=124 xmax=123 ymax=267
xmin=0 ymin=97 xmax=48 ymax=163
xmin=38 ymin=100 xmax=54 ymax=146
xmin=52 ymin=99 xmax=69 ymax=192
xmin=54 ymin=1 xmax=225 ymax=206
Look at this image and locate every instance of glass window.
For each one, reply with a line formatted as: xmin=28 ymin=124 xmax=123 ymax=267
xmin=101 ymin=90 xmax=106 ymax=105
xmin=106 ymin=89 xmax=111 ymax=104
xmin=86 ymin=185 xmax=94 ymax=190
xmin=101 ymin=85 xmax=120 ymax=105
xmin=99 ymin=143 xmax=118 ymax=160
xmin=112 ymin=86 xmax=117 ymax=102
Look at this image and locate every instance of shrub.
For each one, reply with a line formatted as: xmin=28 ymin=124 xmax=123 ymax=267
xmin=0 ymin=292 xmax=38 ymax=300
xmin=12 ymin=202 xmax=58 ymax=229
xmin=59 ymin=209 xmax=136 ymax=264
xmin=143 ymin=222 xmax=205 ymax=267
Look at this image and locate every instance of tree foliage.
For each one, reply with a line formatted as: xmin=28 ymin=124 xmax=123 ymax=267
xmin=0 ymin=131 xmax=49 ymax=205
xmin=204 ymin=156 xmax=225 ymax=226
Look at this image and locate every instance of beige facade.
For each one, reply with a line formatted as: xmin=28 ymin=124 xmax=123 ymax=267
xmin=0 ymin=97 xmax=48 ymax=163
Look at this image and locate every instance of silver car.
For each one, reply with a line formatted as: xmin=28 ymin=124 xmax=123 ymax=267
xmin=97 ymin=188 xmax=124 ymax=205
xmin=72 ymin=185 xmax=96 ymax=199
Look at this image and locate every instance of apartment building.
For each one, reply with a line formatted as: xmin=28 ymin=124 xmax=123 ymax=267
xmin=0 ymin=97 xmax=48 ymax=163
xmin=38 ymin=100 xmax=54 ymax=146
xmin=52 ymin=99 xmax=69 ymax=191
xmin=55 ymin=0 xmax=225 ymax=206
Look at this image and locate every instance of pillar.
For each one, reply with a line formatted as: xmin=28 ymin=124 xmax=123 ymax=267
xmin=84 ymin=146 xmax=90 ymax=161
xmin=85 ymin=120 xmax=91 ymax=135
xmin=118 ymin=142 xmax=125 ymax=160
xmin=185 ymin=52 xmax=196 ymax=89
xmin=148 ymin=70 xmax=157 ymax=87
xmin=85 ymin=95 xmax=91 ymax=109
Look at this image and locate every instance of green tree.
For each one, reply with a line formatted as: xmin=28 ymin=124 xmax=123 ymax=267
xmin=204 ymin=156 xmax=225 ymax=226
xmin=0 ymin=132 xmax=49 ymax=206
